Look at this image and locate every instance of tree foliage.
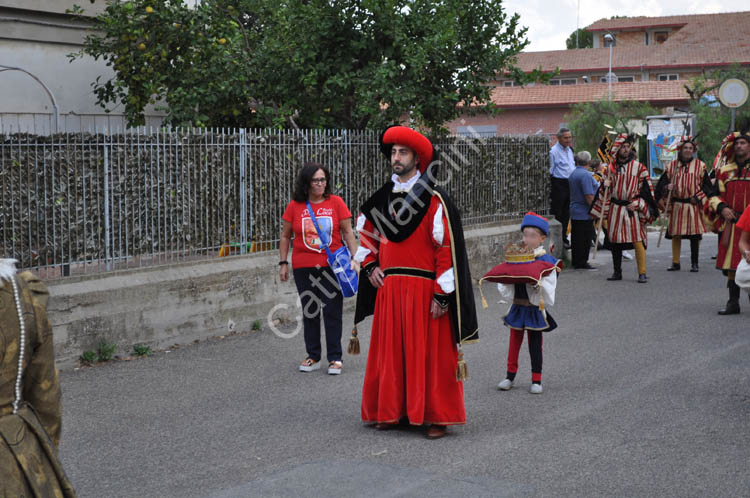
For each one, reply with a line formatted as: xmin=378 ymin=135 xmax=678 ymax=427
xmin=565 ymin=28 xmax=592 ymax=49
xmin=73 ymin=0 xmax=532 ymax=132
xmin=565 ymin=99 xmax=657 ymax=159
xmin=685 ymin=64 xmax=750 ymax=166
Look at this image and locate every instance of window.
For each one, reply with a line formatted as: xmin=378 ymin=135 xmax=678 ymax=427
xmin=655 ymin=31 xmax=669 ymax=44
xmin=658 ymin=74 xmax=678 ymax=81
xmin=617 ymin=76 xmax=635 ymax=83
xmin=502 ymin=81 xmax=515 ymax=87
xmin=456 ymin=125 xmax=497 ymax=138
xmin=549 ymin=78 xmax=577 ymax=86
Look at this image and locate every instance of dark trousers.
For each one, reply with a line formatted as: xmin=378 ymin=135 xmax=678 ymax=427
xmin=571 ymin=219 xmax=595 ymax=268
xmin=293 ymin=267 xmax=343 ymax=362
xmin=550 ymin=176 xmax=570 ymax=241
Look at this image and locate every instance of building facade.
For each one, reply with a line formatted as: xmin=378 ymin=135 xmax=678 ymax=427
xmin=449 ymin=11 xmax=750 ymax=138
xmin=0 ymin=0 xmax=163 ymax=134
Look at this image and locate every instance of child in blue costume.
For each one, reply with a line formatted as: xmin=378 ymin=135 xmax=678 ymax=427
xmin=497 ymin=213 xmax=560 ymax=394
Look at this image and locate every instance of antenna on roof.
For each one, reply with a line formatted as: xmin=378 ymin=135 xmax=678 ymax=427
xmin=576 ymin=0 xmax=581 ymax=48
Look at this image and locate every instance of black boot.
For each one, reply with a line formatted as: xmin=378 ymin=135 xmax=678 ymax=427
xmin=718 ymin=280 xmax=741 ymax=315
xmin=638 ymin=274 xmax=648 ymax=283
xmin=690 ymin=239 xmax=700 ymax=272
xmin=667 ymin=263 xmax=680 ymax=271
xmin=609 ymin=249 xmax=622 ymax=281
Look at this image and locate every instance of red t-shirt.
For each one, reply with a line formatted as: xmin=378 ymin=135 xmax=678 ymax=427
xmin=282 ymin=195 xmax=352 ymax=269
xmin=737 ymin=207 xmax=750 ymax=232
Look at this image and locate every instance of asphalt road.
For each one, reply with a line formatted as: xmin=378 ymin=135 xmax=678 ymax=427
xmin=58 ymin=232 xmax=750 ymax=498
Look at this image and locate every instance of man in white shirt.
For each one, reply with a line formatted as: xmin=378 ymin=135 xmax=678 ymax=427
xmin=549 ymin=127 xmax=575 ymax=248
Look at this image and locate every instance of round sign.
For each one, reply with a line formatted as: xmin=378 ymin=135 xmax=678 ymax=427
xmin=718 ymin=78 xmax=749 ymax=108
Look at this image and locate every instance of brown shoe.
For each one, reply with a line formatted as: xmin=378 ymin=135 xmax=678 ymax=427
xmin=426 ymin=424 xmax=446 ymax=439
xmin=374 ymin=422 xmax=396 ymax=431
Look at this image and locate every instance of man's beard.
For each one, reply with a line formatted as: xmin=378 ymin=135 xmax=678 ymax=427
xmin=679 ymin=153 xmax=693 ymax=164
xmin=393 ymin=162 xmax=416 ymax=177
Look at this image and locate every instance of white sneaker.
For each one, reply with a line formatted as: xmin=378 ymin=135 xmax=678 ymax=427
xmin=497 ymin=378 xmax=514 ymax=390
xmin=327 ymin=361 xmax=342 ymax=375
xmin=529 ymin=383 xmax=543 ymax=394
xmin=622 ymin=251 xmax=634 ymax=261
xmin=299 ymin=358 xmax=321 ymax=372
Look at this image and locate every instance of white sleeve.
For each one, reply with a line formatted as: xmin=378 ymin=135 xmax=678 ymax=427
xmin=432 ymin=204 xmax=444 ymax=245
xmin=437 ymin=268 xmax=455 ymax=294
xmin=539 ymin=271 xmax=557 ymax=307
xmin=497 ymin=283 xmax=515 ymax=300
xmin=525 ymin=271 xmax=557 ymax=307
xmin=353 ymin=214 xmax=371 ymax=262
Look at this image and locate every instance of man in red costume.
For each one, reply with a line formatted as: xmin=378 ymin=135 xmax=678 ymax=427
xmin=707 ymin=129 xmax=750 ymax=314
xmin=353 ymin=126 xmax=478 ymax=439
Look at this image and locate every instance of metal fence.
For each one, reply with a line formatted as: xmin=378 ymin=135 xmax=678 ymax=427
xmin=0 ymin=128 xmax=550 ymax=279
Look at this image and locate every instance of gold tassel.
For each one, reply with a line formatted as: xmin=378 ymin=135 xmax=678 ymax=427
xmin=347 ymin=325 xmax=360 ymax=355
xmin=456 ymin=350 xmax=468 ymax=381
xmin=538 ymin=293 xmax=546 ymax=318
xmin=479 ymin=279 xmax=488 ymax=309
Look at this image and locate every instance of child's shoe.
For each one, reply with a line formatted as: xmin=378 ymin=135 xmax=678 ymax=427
xmin=529 ymin=383 xmax=543 ymax=394
xmin=497 ymin=378 xmax=514 ymax=390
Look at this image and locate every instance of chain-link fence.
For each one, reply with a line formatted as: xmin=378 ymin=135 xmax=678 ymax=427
xmin=0 ymin=128 xmax=550 ymax=279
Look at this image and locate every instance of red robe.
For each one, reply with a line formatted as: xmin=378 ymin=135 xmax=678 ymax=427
xmin=708 ymin=160 xmax=750 ymax=271
xmin=358 ymin=195 xmax=465 ymax=426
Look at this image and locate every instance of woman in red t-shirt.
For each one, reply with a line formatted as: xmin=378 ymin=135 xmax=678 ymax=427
xmin=280 ymin=163 xmax=358 ymax=375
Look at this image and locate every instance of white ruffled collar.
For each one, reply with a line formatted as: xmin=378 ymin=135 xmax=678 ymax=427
xmin=533 ymin=246 xmax=546 ymax=258
xmin=391 ymin=171 xmax=421 ymax=193
xmin=0 ymin=259 xmax=18 ymax=282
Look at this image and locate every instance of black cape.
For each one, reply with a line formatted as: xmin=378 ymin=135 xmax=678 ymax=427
xmin=354 ymin=161 xmax=478 ymax=345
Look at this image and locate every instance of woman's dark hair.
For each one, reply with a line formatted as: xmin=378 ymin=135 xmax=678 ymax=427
xmin=292 ymin=162 xmax=332 ymax=202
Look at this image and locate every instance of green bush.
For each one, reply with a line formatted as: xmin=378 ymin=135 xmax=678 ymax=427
xmin=80 ymin=351 xmax=97 ymax=365
xmin=97 ymin=341 xmax=117 ymax=362
xmin=132 ymin=343 xmax=153 ymax=357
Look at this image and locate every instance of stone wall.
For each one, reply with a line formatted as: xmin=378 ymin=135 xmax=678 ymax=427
xmin=48 ymin=218 xmax=562 ymax=368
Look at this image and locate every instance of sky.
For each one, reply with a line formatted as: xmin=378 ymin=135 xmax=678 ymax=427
xmin=503 ymin=0 xmax=743 ymax=52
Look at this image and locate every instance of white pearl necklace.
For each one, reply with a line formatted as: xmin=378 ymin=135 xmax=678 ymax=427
xmin=9 ymin=276 xmax=26 ymax=414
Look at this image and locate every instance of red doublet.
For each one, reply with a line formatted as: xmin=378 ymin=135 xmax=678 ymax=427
xmin=359 ymin=195 xmax=465 ymax=426
xmin=708 ymin=161 xmax=750 ymax=271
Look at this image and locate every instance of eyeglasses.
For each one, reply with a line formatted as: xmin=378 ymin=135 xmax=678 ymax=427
xmin=310 ymin=178 xmax=327 ymax=184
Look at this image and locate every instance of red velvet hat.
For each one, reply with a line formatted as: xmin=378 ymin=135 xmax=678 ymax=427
xmin=380 ymin=125 xmax=435 ymax=173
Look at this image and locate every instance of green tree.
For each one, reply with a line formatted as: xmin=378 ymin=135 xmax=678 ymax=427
xmin=565 ymin=28 xmax=592 ymax=49
xmin=565 ymin=99 xmax=657 ymax=159
xmin=685 ymin=64 xmax=750 ymax=166
xmin=73 ymin=0 xmax=532 ymax=132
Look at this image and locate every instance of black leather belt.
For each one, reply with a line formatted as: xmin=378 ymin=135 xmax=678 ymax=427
xmin=673 ymin=197 xmax=692 ymax=203
xmin=610 ymin=197 xmax=632 ymax=206
xmin=383 ymin=267 xmax=436 ymax=279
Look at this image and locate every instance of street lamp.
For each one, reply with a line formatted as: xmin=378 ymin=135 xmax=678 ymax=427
xmin=604 ymin=34 xmax=615 ymax=101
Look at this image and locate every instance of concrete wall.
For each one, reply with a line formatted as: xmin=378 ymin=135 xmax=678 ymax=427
xmin=47 ymin=219 xmax=562 ymax=369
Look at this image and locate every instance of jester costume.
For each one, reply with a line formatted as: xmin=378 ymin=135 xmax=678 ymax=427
xmin=654 ymin=136 xmax=712 ymax=272
xmin=707 ymin=130 xmax=750 ymax=314
xmin=0 ymin=259 xmax=77 ymax=497
xmin=590 ymin=134 xmax=659 ymax=282
xmin=354 ymin=126 xmax=478 ymax=429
